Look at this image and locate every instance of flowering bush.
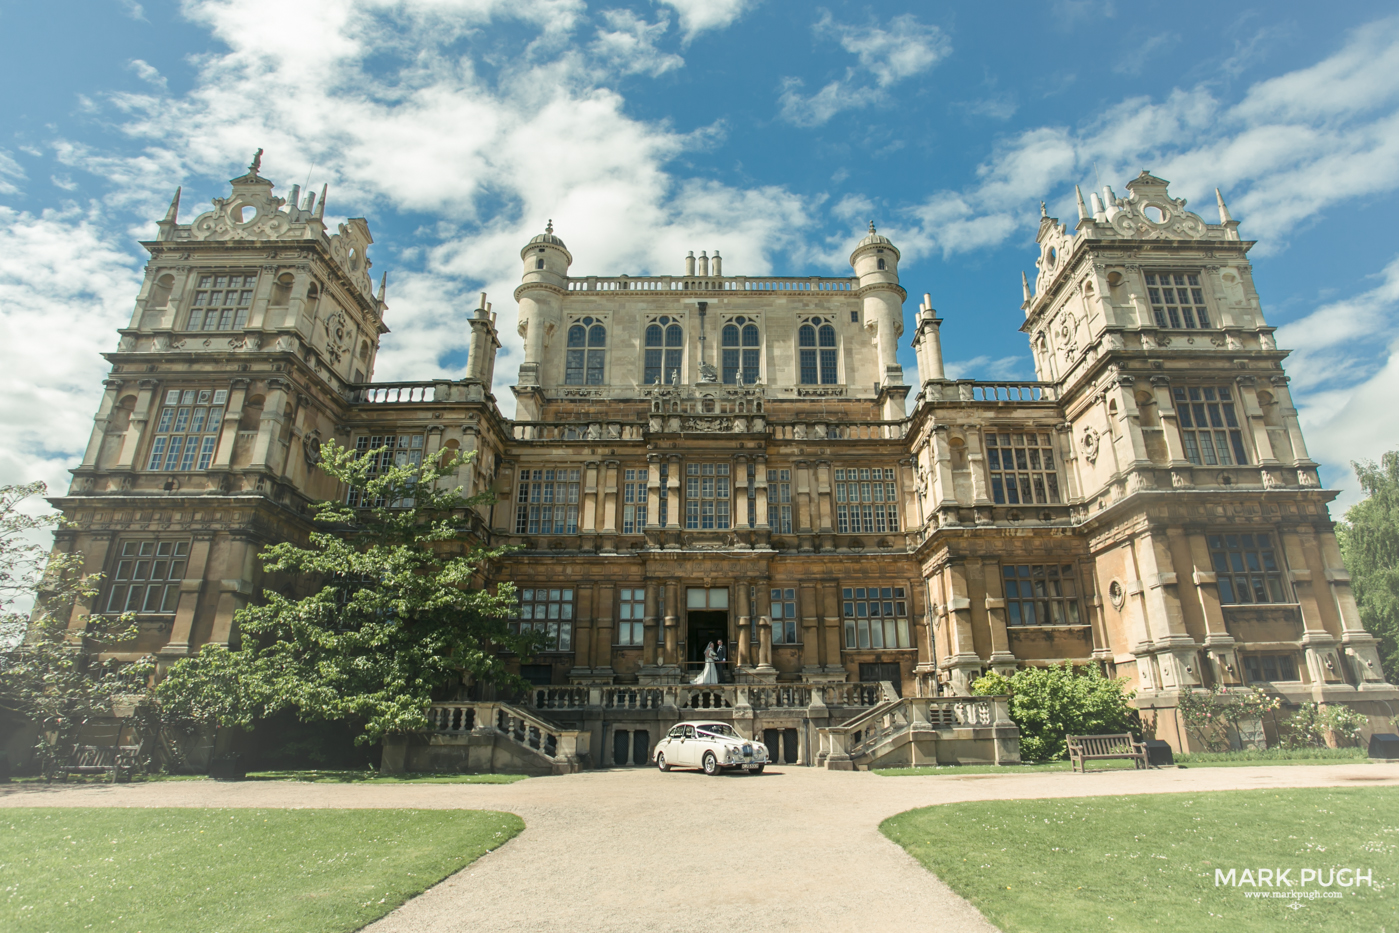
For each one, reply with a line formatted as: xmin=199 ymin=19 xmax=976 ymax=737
xmin=1279 ymin=702 xmax=1368 ymax=749
xmin=1175 ymin=684 xmax=1281 ymax=752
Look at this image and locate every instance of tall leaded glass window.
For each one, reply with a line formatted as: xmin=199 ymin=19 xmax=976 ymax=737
xmin=842 ymin=586 xmax=910 ymax=649
xmin=1173 ymin=386 xmax=1248 ymax=466
xmin=721 ymin=317 xmax=760 ymax=384
xmin=623 ymin=468 xmax=648 ymax=533
xmin=104 ymin=540 xmax=189 ymax=615
xmin=565 ymin=318 xmax=606 ymax=385
xmin=147 ymin=388 xmax=228 ymax=472
xmin=511 ymin=588 xmax=573 ymax=650
xmin=986 ymin=432 xmax=1060 ymax=505
xmin=618 ymin=588 xmax=645 ymax=645
xmin=1209 ymin=533 xmax=1288 ymax=605
xmin=1002 ymin=564 xmax=1081 ymax=626
xmin=834 ymin=467 xmax=899 ymax=534
xmin=770 ymin=588 xmax=798 ymax=643
xmin=798 ymin=318 xmax=838 ymax=385
xmin=766 ymin=469 xmax=792 ymax=533
xmin=1145 ymin=272 xmax=1212 ymax=328
xmin=685 ymin=463 xmax=730 ymax=530
xmin=188 ymin=273 xmax=255 ymax=331
xmin=514 ymin=468 xmax=581 ymax=534
xmin=644 ymin=317 xmax=684 ymax=385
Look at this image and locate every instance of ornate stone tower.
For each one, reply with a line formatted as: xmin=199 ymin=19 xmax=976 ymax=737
xmin=1022 ymin=171 xmax=1392 ymax=728
xmin=55 ymin=153 xmax=392 ymax=665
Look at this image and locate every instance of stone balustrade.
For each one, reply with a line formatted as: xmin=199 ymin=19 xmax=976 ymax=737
xmin=511 ymin=422 xmax=646 ymax=441
xmin=424 ymin=700 xmax=588 ymax=772
xmin=769 ymin=421 xmax=905 ymax=441
xmin=350 ymin=382 xmax=441 ymax=404
xmin=524 ymin=681 xmax=890 ymax=713
xmin=565 ymin=275 xmax=855 ymax=294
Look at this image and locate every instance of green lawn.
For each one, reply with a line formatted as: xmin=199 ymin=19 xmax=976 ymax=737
xmin=883 ymin=788 xmax=1399 ymax=932
xmin=0 ymin=807 xmax=523 ymax=933
xmin=875 ymin=747 xmax=1372 ymax=776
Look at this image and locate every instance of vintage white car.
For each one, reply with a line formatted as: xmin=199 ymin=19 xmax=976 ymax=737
xmin=653 ymin=721 xmax=769 ymax=775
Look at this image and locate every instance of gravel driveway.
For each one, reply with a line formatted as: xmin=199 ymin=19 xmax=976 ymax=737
xmin=4 ymin=762 xmax=1395 ymax=933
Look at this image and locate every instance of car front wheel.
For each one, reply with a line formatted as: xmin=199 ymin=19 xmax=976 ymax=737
xmin=656 ymin=752 xmax=670 ymax=772
xmin=702 ymin=751 xmax=720 ymax=776
xmin=748 ymin=764 xmax=764 ymax=775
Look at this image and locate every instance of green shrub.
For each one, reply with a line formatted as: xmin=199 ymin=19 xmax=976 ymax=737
xmin=972 ymin=662 xmax=1136 ymax=763
xmin=1175 ymin=684 xmax=1280 ymax=752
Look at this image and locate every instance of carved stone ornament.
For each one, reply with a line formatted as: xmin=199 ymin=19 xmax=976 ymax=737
xmin=303 ymin=434 xmax=323 ymax=466
xmin=1080 ymin=426 xmax=1101 ymax=463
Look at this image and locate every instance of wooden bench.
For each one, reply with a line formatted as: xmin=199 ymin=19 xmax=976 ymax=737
xmin=1066 ymin=734 xmax=1148 ymax=772
xmin=54 ymin=745 xmax=140 ymax=783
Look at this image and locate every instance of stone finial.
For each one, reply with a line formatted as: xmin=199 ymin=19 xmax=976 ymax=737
xmin=1215 ymin=188 xmax=1234 ymax=224
xmin=162 ymin=186 xmax=181 ymax=223
xmin=377 ymin=272 xmax=387 ymax=303
xmin=546 ymin=219 xmax=554 ymax=234
xmin=869 ymin=220 xmax=876 ymax=234
xmin=1022 ymin=271 xmax=1032 ymax=302
xmin=314 ymin=183 xmax=327 ymax=220
xmin=1040 ymin=201 xmax=1047 ymax=217
xmin=249 ymin=148 xmax=263 ymax=176
xmin=1075 ymin=185 xmax=1089 ymax=221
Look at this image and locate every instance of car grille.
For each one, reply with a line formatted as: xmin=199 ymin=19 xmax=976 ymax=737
xmin=742 ymin=744 xmax=753 ymax=757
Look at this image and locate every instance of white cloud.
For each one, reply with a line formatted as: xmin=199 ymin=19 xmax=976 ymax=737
xmin=656 ymin=0 xmax=756 ymax=43
xmin=0 ymin=205 xmax=142 ymax=495
xmin=117 ymin=0 xmax=146 ymax=21
xmin=590 ymin=9 xmax=683 ymax=77
xmin=25 ymin=0 xmax=810 ymax=431
xmin=128 ymin=58 xmax=167 ymax=89
xmin=892 ymin=16 xmax=1399 ymax=260
xmin=1275 ymin=256 xmax=1399 ymax=510
xmin=0 ymin=151 xmax=24 ymax=196
xmin=944 ymin=355 xmax=1027 ymax=381
xmin=779 ymin=12 xmax=950 ymax=127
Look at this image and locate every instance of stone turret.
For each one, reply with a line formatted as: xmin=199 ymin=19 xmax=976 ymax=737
xmin=849 ymin=222 xmax=908 ymax=418
xmin=514 ymin=221 xmax=572 ymax=399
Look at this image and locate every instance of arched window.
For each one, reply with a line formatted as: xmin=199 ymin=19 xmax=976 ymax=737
xmin=799 ymin=319 xmax=838 ymax=385
xmin=565 ymin=318 xmax=607 ymax=385
xmin=644 ymin=316 xmax=684 ymax=384
xmin=721 ymin=316 xmax=761 ymax=384
xmin=877 ymin=258 xmax=886 ymax=270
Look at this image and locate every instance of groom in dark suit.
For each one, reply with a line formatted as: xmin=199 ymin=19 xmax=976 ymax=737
xmin=715 ymin=640 xmax=729 ymax=682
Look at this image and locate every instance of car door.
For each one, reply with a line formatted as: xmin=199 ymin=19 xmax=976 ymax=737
xmin=659 ymin=726 xmax=683 ymax=765
xmin=677 ymin=724 xmax=698 ymax=766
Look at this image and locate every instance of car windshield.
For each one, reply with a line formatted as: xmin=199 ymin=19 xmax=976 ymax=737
xmin=696 ymin=724 xmax=738 ymax=739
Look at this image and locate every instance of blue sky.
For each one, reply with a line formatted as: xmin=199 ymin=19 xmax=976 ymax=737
xmin=3 ymin=0 xmax=1399 ymax=513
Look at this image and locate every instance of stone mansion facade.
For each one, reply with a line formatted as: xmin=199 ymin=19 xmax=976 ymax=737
xmin=47 ymin=159 xmax=1397 ymax=768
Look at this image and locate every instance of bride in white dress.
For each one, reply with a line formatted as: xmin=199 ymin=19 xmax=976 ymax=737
xmin=692 ymin=641 xmax=720 ymax=685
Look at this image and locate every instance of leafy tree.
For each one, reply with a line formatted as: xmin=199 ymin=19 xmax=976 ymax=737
xmin=157 ymin=441 xmax=533 ymax=748
xmin=1337 ymin=451 xmax=1399 ymax=682
xmin=971 ymin=661 xmax=1137 ymax=762
xmin=0 ymin=482 xmax=155 ymax=775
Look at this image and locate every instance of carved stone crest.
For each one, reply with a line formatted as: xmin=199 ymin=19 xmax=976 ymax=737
xmin=1080 ymin=426 xmax=1101 ymax=463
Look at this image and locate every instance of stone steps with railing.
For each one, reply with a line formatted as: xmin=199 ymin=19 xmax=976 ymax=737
xmin=818 ymin=694 xmax=1019 ymax=770
xmin=524 ymin=682 xmax=889 ymax=713
xmin=418 ymin=700 xmax=589 ymax=774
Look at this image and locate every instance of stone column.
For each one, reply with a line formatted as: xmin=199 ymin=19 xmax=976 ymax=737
xmin=581 ymin=461 xmax=601 ymax=537
xmin=979 ymin=559 xmax=1016 ymax=675
xmin=592 ymin=583 xmax=616 ymax=679
xmin=942 ymin=562 xmax=982 ymax=694
xmin=736 ymin=582 xmax=752 ymax=668
xmin=1235 ymin=375 xmax=1277 ymax=465
xmin=800 ymin=584 xmax=821 ymax=675
xmin=160 ymin=532 xmax=215 ymax=657
xmin=81 ymin=380 xmax=125 ymax=469
xmin=663 ymin=581 xmax=680 ymax=666
xmin=249 ymin=378 xmax=290 ymax=471
xmin=571 ymin=584 xmax=594 ymax=675
xmin=209 ymin=535 xmax=255 ymax=645
xmin=600 ymin=459 xmax=619 ymax=552
xmin=1150 ymin=375 xmax=1190 ymax=466
xmin=115 ymin=378 xmax=160 ymax=469
xmin=666 ymin=455 xmax=682 ymax=538
xmin=756 ymin=616 xmax=775 ymax=672
xmin=822 ymin=581 xmax=843 ymax=676
xmin=795 ymin=459 xmax=813 ymax=550
xmin=211 ymin=379 xmax=249 ymax=470
xmin=1270 ymin=375 xmax=1316 ymax=468
xmin=642 ymin=580 xmax=660 ymax=668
